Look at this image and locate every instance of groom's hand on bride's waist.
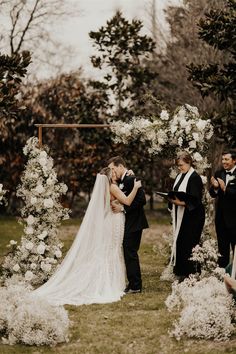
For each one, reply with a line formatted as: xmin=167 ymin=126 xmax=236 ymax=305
xmin=111 ymin=200 xmax=124 ymax=213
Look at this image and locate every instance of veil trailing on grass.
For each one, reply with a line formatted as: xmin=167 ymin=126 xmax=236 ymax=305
xmin=32 ymin=173 xmax=123 ymax=305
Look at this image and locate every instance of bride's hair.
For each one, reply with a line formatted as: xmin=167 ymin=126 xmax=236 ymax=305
xmin=99 ymin=167 xmax=112 ymax=184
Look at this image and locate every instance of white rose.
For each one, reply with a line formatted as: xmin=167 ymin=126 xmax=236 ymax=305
xmin=0 ymin=184 xmax=2 ymax=192
xmin=25 ymin=226 xmax=34 ymax=235
xmin=192 ymin=132 xmax=200 ymax=141
xmin=185 ymin=125 xmax=191 ymax=134
xmin=39 ymin=151 xmax=47 ymax=159
xmin=38 ymin=230 xmax=48 ymax=240
xmin=170 ymin=124 xmax=177 ymax=134
xmin=10 ymin=240 xmax=17 ymax=246
xmin=25 ymin=241 xmax=34 ymax=250
xmin=55 ymin=250 xmax=62 ymax=258
xmin=37 ymin=243 xmax=46 ymax=255
xmin=44 ymin=198 xmax=54 ymax=208
xmin=196 ymin=119 xmax=207 ymax=131
xmin=41 ymin=262 xmax=52 ymax=273
xmin=193 ymin=152 xmax=203 ymax=162
xmin=30 ymin=196 xmax=37 ymax=205
xmin=39 ymin=157 xmax=47 ymax=167
xmin=13 ymin=264 xmax=20 ymax=272
xmin=25 ymin=270 xmax=34 ymax=281
xmin=160 ymin=110 xmax=169 ymax=121
xmin=26 ymin=215 xmax=35 ymax=225
xmin=35 ymin=184 xmax=45 ymax=194
xmin=189 ymin=140 xmax=197 ymax=149
xmin=179 ymin=119 xmax=188 ymax=128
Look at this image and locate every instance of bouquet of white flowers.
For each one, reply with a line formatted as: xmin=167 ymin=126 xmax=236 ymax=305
xmin=111 ymin=104 xmax=213 ymax=173
xmin=1 ymin=137 xmax=70 ymax=286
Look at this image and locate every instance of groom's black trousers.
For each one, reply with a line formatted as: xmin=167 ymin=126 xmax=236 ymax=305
xmin=123 ymin=230 xmax=142 ymax=290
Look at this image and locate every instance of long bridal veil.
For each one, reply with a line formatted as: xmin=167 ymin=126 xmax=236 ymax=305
xmin=32 ymin=173 xmax=119 ymax=305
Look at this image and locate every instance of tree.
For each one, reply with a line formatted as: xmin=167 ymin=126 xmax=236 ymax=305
xmin=89 ymin=11 xmax=159 ymax=209
xmin=0 ymin=0 xmax=80 ymax=77
xmin=149 ymin=0 xmax=225 ymax=112
xmin=188 ymin=0 xmax=236 ymax=147
xmin=0 ymin=50 xmax=31 ymax=211
xmin=89 ymin=10 xmax=156 ymax=120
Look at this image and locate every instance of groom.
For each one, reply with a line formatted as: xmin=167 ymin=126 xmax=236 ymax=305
xmin=108 ymin=156 xmax=149 ymax=293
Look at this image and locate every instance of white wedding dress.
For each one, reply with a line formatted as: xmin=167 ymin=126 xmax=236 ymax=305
xmin=32 ymin=174 xmax=126 ymax=305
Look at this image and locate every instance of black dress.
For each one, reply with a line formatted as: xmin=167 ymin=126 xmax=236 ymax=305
xmin=173 ymin=171 xmax=205 ymax=276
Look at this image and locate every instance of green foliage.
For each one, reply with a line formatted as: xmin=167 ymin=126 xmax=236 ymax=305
xmin=89 ymin=10 xmax=156 ymax=119
xmin=0 ymin=51 xmax=31 ymax=140
xmin=149 ymin=0 xmax=224 ymax=114
xmin=188 ymin=0 xmax=236 ymax=145
xmin=0 ymin=51 xmax=31 ymax=211
xmin=89 ymin=11 xmax=159 ymax=210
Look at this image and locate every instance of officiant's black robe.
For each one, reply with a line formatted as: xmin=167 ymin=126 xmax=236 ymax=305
xmin=173 ymin=171 xmax=205 ymax=277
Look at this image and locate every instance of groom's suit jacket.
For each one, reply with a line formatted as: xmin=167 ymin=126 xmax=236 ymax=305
xmin=209 ymin=168 xmax=236 ymax=229
xmin=120 ymin=174 xmax=149 ymax=234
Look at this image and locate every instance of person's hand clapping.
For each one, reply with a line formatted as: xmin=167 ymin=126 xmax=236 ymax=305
xmin=210 ymin=176 xmax=219 ymax=189
xmin=217 ymin=178 xmax=226 ymax=192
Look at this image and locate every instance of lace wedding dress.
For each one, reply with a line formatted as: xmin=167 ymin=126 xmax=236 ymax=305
xmin=32 ymin=174 xmax=126 ymax=305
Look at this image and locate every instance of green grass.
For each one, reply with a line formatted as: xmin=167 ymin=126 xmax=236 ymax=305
xmin=0 ymin=216 xmax=236 ymax=353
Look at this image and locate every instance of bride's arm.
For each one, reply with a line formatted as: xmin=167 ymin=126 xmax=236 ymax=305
xmin=110 ymin=180 xmax=141 ymax=206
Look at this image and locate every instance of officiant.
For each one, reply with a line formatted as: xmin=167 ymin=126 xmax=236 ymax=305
xmin=169 ymin=151 xmax=205 ymax=279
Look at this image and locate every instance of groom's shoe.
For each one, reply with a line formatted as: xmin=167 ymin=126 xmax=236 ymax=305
xmin=124 ymin=286 xmax=142 ymax=294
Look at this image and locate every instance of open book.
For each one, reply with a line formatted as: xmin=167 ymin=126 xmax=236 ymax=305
xmin=155 ymin=190 xmax=190 ymax=202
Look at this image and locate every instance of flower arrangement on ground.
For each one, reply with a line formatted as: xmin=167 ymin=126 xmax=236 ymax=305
xmin=1 ymin=137 xmax=70 ymax=286
xmin=0 ymin=281 xmax=69 ymax=346
xmin=165 ymin=276 xmax=234 ymax=341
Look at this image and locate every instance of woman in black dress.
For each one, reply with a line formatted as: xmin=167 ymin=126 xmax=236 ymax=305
xmin=169 ymin=152 xmax=205 ymax=278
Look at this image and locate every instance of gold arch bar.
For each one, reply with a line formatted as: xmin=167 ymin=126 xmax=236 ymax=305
xmin=34 ymin=123 xmax=111 ymax=147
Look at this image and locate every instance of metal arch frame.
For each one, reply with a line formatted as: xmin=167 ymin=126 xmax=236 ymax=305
xmin=34 ymin=123 xmax=111 ymax=147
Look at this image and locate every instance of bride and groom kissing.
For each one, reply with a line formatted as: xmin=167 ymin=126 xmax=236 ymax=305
xmin=32 ymin=156 xmax=149 ymax=305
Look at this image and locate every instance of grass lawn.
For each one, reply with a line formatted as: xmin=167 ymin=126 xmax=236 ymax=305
xmin=0 ymin=212 xmax=236 ymax=354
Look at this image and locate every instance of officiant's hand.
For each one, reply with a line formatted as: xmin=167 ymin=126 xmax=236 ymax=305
xmin=169 ymin=197 xmax=185 ymax=206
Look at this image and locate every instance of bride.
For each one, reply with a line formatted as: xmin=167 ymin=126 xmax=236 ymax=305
xmin=32 ymin=167 xmax=141 ymax=305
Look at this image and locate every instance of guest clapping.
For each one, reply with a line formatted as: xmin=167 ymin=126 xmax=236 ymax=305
xmin=209 ymin=149 xmax=236 ymax=268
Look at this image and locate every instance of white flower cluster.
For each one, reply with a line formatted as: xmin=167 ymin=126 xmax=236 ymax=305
xmin=0 ymin=282 xmax=69 ymax=346
xmin=166 ymin=276 xmax=234 ymax=341
xmin=0 ymin=183 xmax=7 ymax=206
xmin=111 ymin=104 xmax=213 ymax=172
xmin=2 ymin=137 xmax=70 ymax=286
xmin=190 ymin=238 xmax=221 ymax=279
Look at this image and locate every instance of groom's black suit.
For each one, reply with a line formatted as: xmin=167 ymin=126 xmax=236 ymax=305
xmin=121 ymin=173 xmax=149 ymax=290
xmin=209 ymin=168 xmax=236 ymax=267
